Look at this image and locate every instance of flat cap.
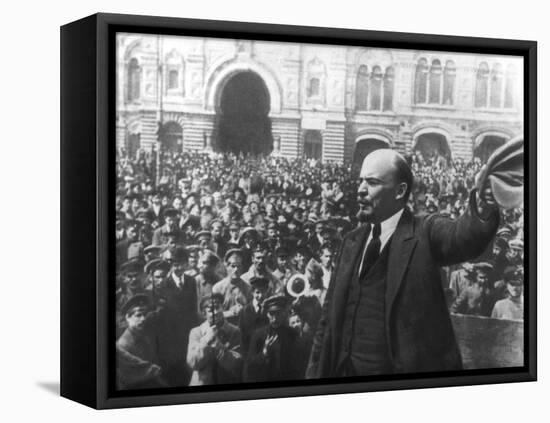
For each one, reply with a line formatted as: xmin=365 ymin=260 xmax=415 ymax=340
xmin=249 ymin=276 xmax=270 ymax=290
xmin=121 ymin=294 xmax=152 ymax=316
xmin=144 ymin=259 xmax=171 ymax=275
xmin=224 ymin=248 xmax=244 ymax=262
xmin=262 ymin=294 xmax=289 ymax=312
xmin=119 ymin=259 xmax=143 ymax=275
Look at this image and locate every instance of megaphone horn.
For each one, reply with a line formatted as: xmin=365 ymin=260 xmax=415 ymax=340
xmin=286 ymin=274 xmax=309 ymax=298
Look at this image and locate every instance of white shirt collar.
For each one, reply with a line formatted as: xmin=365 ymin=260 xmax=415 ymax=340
xmin=380 ymin=208 xmax=404 ymax=246
xmin=252 ymin=299 xmax=261 ymax=313
xmin=358 ymin=208 xmax=404 ymax=276
xmin=322 ymin=269 xmax=331 ymax=289
xmin=172 ymin=272 xmax=185 ymax=288
xmin=368 ymin=208 xmax=405 ymax=250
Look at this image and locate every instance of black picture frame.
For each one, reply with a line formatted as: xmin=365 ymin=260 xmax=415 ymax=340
xmin=60 ymin=12 xmax=537 ymax=409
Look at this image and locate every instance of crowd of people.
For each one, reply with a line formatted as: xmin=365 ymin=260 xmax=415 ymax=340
xmin=115 ymin=146 xmax=524 ymax=390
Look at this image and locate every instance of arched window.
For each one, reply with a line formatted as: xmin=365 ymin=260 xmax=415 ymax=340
xmin=168 ymin=69 xmax=179 ymax=90
xmin=504 ymin=64 xmax=516 ymax=108
xmin=475 ymin=62 xmax=489 ymax=108
xmin=490 ymin=63 xmax=503 ymax=108
xmin=165 ymin=51 xmax=185 ymax=96
xmin=369 ymin=66 xmax=383 ymax=110
xmin=442 ymin=60 xmax=456 ymax=105
xmin=306 ymin=57 xmax=326 ymax=105
xmin=356 ymin=65 xmax=369 ymax=111
xmin=414 ymin=58 xmax=428 ymax=104
xmin=428 ymin=59 xmax=442 ymax=104
xmin=127 ymin=58 xmax=140 ymax=102
xmin=383 ymin=66 xmax=394 ymax=111
xmin=308 ymin=77 xmax=320 ymax=97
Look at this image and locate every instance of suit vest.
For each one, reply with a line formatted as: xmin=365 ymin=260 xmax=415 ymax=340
xmin=338 ymin=240 xmax=392 ymax=376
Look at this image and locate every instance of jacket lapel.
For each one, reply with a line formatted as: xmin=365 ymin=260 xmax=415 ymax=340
xmin=386 ymin=209 xmax=417 ymax=319
xmin=331 ymin=225 xmax=370 ymax=326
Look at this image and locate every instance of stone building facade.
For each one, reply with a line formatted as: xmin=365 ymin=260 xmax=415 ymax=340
xmin=116 ymin=33 xmax=524 ymax=164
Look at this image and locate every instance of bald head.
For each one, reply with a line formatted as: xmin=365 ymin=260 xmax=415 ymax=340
xmin=357 ymin=149 xmax=413 ymax=223
xmin=360 ymin=149 xmax=413 ymax=199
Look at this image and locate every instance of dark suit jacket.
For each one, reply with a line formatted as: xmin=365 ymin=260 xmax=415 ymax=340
xmin=306 ymin=191 xmax=499 ymax=378
xmin=239 ymin=303 xmax=269 ymax=354
xmin=154 ymin=273 xmax=199 ymax=369
xmin=244 ymin=325 xmax=302 ymax=382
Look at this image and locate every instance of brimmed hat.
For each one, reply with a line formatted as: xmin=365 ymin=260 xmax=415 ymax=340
xmin=224 ymin=248 xmax=244 ymax=262
xmin=503 ymin=266 xmax=523 ymax=285
xmin=143 ymin=245 xmax=162 ymax=256
xmin=119 ymin=259 xmax=143 ymax=275
xmin=135 ymin=209 xmax=151 ymax=221
xmin=238 ymin=227 xmax=259 ymax=244
xmin=294 ymin=243 xmax=312 ymax=258
xmin=121 ymin=294 xmax=152 ymax=316
xmin=493 ymin=237 xmax=508 ymax=251
xmin=474 ymin=262 xmax=494 ymax=273
xmin=509 ymin=239 xmax=524 ymax=251
xmin=144 ymin=259 xmax=171 ymax=275
xmin=199 ymin=293 xmax=225 ymax=311
xmin=496 ymin=226 xmax=513 ymax=239
xmin=195 ymin=230 xmax=213 ymax=243
xmin=249 ymin=276 xmax=270 ymax=290
xmin=181 ymin=215 xmax=201 ymax=230
xmin=263 ymin=294 xmax=289 ymax=312
xmin=267 ymin=222 xmax=279 ymax=231
xmin=171 ymin=246 xmax=188 ymax=263
xmin=163 ymin=208 xmax=179 ymax=219
xmin=275 ymin=246 xmax=290 ymax=258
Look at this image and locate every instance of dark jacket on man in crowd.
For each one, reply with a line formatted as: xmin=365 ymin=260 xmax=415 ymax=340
xmin=244 ymin=325 xmax=303 ymax=382
xmin=154 ymin=272 xmax=199 ymax=387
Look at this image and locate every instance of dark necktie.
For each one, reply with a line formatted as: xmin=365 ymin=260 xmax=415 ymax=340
xmin=359 ymin=223 xmax=381 ymax=280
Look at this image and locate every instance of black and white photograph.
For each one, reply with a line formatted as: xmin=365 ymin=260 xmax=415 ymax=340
xmin=3 ymin=0 xmax=549 ymax=418
xmin=114 ymin=32 xmax=526 ymax=391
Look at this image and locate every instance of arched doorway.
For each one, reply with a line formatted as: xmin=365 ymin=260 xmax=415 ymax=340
xmin=161 ymin=121 xmax=183 ymax=154
xmin=215 ymin=71 xmax=273 ymax=155
xmin=303 ymin=130 xmax=323 ymax=160
xmin=414 ymin=132 xmax=451 ymax=163
xmin=474 ymin=135 xmax=507 ymax=163
xmin=353 ymin=138 xmax=390 ymax=167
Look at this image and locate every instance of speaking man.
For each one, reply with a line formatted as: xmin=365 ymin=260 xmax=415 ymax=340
xmin=306 ymin=149 xmax=499 ymax=378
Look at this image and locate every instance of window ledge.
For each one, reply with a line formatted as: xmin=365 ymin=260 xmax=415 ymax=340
xmin=124 ymin=101 xmax=142 ymax=107
xmin=413 ymin=104 xmax=457 ymax=111
xmin=354 ymin=110 xmax=396 ymax=116
xmin=473 ymin=107 xmax=519 ymax=113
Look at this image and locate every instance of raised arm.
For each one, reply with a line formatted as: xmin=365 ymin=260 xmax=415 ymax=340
xmin=427 ymin=190 xmax=499 ymax=267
